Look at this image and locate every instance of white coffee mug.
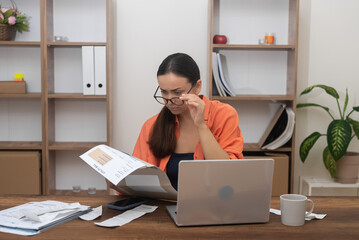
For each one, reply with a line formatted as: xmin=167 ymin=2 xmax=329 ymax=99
xmin=280 ymin=194 xmax=314 ymax=226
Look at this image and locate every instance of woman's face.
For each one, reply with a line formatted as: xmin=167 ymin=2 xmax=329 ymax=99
xmin=157 ymin=73 xmax=194 ymax=115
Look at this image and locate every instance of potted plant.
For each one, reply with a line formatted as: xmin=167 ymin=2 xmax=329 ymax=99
xmin=297 ymin=84 xmax=359 ymax=183
xmin=0 ymin=1 xmax=28 ymax=41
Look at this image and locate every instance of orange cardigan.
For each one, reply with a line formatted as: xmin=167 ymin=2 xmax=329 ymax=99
xmin=132 ymin=95 xmax=244 ymax=171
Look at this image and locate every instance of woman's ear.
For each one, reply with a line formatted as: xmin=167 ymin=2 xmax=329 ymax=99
xmin=194 ymin=80 xmax=202 ymax=94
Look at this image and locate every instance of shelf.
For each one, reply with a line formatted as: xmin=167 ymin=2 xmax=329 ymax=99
xmin=0 ymin=93 xmax=41 ymax=99
xmin=0 ymin=41 xmax=41 ymax=47
xmin=50 ymin=189 xmax=108 ymax=196
xmin=48 ymin=142 xmax=107 ymax=151
xmin=47 ymin=42 xmax=107 ymax=47
xmin=0 ymin=93 xmax=41 ymax=98
xmin=48 ymin=93 xmax=107 ymax=99
xmin=211 ymin=95 xmax=295 ymax=101
xmin=213 ymin=44 xmax=296 ymax=51
xmin=244 ymin=143 xmax=292 ymax=152
xmin=0 ymin=141 xmax=43 ymax=150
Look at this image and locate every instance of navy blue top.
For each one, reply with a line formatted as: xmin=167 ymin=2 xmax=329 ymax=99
xmin=166 ymin=152 xmax=194 ymax=190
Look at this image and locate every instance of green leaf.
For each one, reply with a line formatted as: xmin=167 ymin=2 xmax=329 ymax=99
xmin=297 ymin=103 xmax=335 ymax=120
xmin=21 ymin=24 xmax=28 ymax=31
xmin=323 ymin=147 xmax=336 ymax=178
xmin=353 ymin=106 xmax=359 ymax=112
xmin=348 ymin=118 xmax=359 ymax=140
xmin=300 ymin=84 xmax=339 ymax=99
xmin=299 ymin=132 xmax=322 ymax=163
xmin=327 ymin=120 xmax=352 ymax=160
xmin=343 ymin=89 xmax=348 ymax=117
xmin=3 ymin=9 xmax=12 ymax=19
xmin=296 ymin=103 xmax=329 ymax=112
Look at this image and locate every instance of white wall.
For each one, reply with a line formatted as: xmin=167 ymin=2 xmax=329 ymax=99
xmin=112 ymin=0 xmax=209 ymax=154
xmin=294 ymin=0 xmax=359 ymax=192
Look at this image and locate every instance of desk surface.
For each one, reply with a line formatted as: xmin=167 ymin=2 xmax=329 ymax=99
xmin=0 ymin=195 xmax=358 ymax=240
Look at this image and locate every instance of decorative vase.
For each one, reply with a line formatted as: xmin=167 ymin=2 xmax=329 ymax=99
xmin=334 ymin=152 xmax=359 ymax=184
xmin=213 ymin=35 xmax=228 ymax=44
xmin=0 ymin=24 xmax=14 ymax=41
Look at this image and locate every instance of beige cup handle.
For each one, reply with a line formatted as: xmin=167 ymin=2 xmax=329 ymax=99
xmin=305 ymin=199 xmax=314 ymax=217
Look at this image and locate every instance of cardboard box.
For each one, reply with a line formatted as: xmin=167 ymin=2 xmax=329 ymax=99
xmin=0 ymin=81 xmax=26 ymax=94
xmin=244 ymin=153 xmax=289 ymax=196
xmin=0 ymin=151 xmax=41 ymax=194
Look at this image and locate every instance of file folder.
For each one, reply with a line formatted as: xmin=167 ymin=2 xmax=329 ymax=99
xmin=82 ymin=46 xmax=95 ymax=95
xmin=94 ymin=46 xmax=107 ymax=95
xmin=0 ymin=200 xmax=91 ymax=236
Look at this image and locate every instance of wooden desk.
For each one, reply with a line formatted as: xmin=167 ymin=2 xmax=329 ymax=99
xmin=0 ymin=195 xmax=358 ymax=240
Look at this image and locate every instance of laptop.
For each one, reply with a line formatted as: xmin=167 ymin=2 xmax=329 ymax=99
xmin=166 ymin=159 xmax=274 ymax=226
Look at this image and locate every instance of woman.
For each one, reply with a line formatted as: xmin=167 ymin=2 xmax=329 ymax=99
xmin=133 ymin=53 xmax=244 ymax=190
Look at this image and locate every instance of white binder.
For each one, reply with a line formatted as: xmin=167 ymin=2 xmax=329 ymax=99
xmin=94 ymin=46 xmax=107 ymax=95
xmin=82 ymin=46 xmax=95 ymax=95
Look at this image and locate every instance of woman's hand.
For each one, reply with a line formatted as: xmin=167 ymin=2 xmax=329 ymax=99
xmin=180 ymin=94 xmax=230 ymax=160
xmin=180 ymin=94 xmax=206 ymax=127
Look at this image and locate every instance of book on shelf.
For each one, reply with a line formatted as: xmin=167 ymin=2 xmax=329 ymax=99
xmin=259 ymin=105 xmax=295 ymax=150
xmin=257 ymin=104 xmax=286 ymax=147
xmin=216 ymin=53 xmax=236 ymax=97
xmin=94 ymin=46 xmax=107 ymax=95
xmin=212 ymin=52 xmax=226 ymax=97
xmin=211 ymin=52 xmax=236 ymax=97
xmin=82 ymin=46 xmax=95 ymax=95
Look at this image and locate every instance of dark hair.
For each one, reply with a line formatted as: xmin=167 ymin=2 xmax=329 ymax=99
xmin=149 ymin=53 xmax=200 ymax=159
xmin=156 ymin=53 xmax=200 ymax=85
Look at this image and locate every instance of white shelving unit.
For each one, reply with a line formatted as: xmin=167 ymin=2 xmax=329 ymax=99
xmin=300 ymin=176 xmax=359 ymax=196
xmin=0 ymin=0 xmax=112 ymax=195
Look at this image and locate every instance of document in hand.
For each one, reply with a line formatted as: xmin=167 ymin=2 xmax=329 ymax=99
xmin=0 ymin=201 xmax=91 ymax=236
xmin=80 ymin=145 xmax=177 ymax=200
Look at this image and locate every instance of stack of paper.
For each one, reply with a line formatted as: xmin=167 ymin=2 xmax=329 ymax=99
xmin=0 ymin=201 xmax=91 ymax=236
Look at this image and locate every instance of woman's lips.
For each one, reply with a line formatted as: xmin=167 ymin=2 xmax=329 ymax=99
xmin=168 ymin=106 xmax=180 ymax=112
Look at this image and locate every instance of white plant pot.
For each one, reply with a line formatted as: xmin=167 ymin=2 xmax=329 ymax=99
xmin=334 ymin=152 xmax=359 ymax=184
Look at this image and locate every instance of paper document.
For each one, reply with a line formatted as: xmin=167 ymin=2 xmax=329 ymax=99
xmin=95 ymin=204 xmax=158 ymax=227
xmin=79 ymin=206 xmax=102 ymax=221
xmin=0 ymin=201 xmax=91 ymax=236
xmin=80 ymin=145 xmax=177 ymax=200
xmin=270 ymin=208 xmax=327 ymax=220
xmin=80 ymin=144 xmax=146 ymax=185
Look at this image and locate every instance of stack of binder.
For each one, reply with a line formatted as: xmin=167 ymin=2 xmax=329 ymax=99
xmin=82 ymin=46 xmax=107 ymax=95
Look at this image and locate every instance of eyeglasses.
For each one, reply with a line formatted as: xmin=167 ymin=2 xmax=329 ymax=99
xmin=153 ymin=85 xmax=194 ymax=106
